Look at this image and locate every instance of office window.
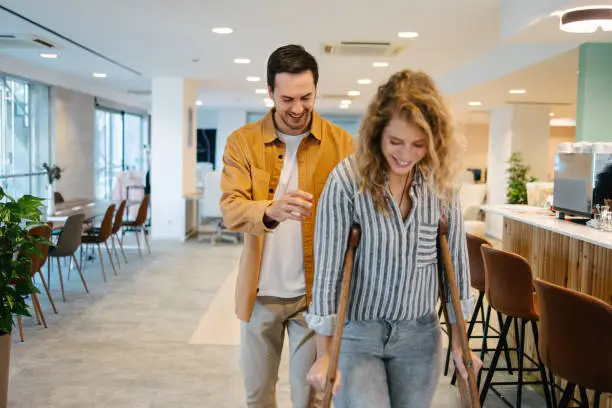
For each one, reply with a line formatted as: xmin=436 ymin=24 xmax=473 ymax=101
xmin=95 ymin=109 xmax=148 ymax=200
xmin=0 ymin=75 xmax=50 ymax=200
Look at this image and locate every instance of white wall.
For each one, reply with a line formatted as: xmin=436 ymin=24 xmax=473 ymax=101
xmin=464 ymin=123 xmax=576 ymax=180
xmin=196 ymin=108 xmax=218 ymax=129
xmin=52 ymin=87 xmax=96 ymax=200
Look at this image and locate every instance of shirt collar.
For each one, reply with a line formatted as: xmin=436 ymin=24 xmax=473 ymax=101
xmin=262 ymin=109 xmax=323 ymax=143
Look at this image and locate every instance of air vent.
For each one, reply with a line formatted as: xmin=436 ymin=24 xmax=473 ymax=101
xmin=0 ymin=34 xmax=58 ymax=50
xmin=319 ymin=94 xmax=357 ymax=100
xmin=128 ymin=90 xmax=152 ymax=96
xmin=322 ymin=41 xmax=407 ymax=57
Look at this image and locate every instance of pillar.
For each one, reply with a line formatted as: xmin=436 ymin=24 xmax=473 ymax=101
xmin=575 ymin=43 xmax=612 ymax=142
xmin=486 ymin=104 xmax=550 ymax=239
xmin=215 ymin=109 xmax=246 ymax=169
xmin=150 ymin=78 xmax=198 ymax=240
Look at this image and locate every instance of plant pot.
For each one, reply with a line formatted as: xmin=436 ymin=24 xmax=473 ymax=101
xmin=0 ymin=332 xmax=10 ymax=408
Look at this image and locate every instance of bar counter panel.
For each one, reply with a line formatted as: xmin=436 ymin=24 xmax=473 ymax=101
xmin=482 ymin=205 xmax=611 ymax=407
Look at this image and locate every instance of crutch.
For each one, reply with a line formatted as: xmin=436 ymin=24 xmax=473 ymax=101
xmin=307 ymin=224 xmax=361 ymax=408
xmin=438 ymin=216 xmax=481 ymax=408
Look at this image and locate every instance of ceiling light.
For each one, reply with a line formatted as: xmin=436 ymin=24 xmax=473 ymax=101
xmin=550 ymin=113 xmax=555 ymax=117
xmin=93 ymin=73 xmax=107 ymax=78
xmin=341 ymin=99 xmax=352 ymax=105
xmin=373 ymin=62 xmax=389 ymax=68
xmin=559 ymin=6 xmax=612 ymax=33
xmin=398 ymin=31 xmax=419 ymax=38
xmin=550 ymin=118 xmax=576 ymax=127
xmin=234 ymin=58 xmax=250 ymax=64
xmin=196 ymin=100 xmax=203 ymax=106
xmin=340 ymin=104 xmax=350 ymax=109
xmin=347 ymin=91 xmax=361 ymax=96
xmin=247 ymin=76 xmax=261 ymax=82
xmin=255 ymin=89 xmax=267 ymax=94
xmin=264 ymin=98 xmax=274 ymax=107
xmin=509 ymin=89 xmax=526 ymax=94
xmin=468 ymin=101 xmax=482 ymax=106
xmin=212 ymin=27 xmax=233 ymax=34
xmin=40 ymin=53 xmax=58 ymax=59
xmin=357 ymin=79 xmax=372 ymax=85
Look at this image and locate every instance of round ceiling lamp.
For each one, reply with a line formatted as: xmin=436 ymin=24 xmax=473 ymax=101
xmin=559 ymin=6 xmax=612 ymax=33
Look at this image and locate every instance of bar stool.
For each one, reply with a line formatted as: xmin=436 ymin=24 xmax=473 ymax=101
xmin=449 ymin=234 xmax=513 ymax=386
xmin=534 ymin=279 xmax=612 ymax=408
xmin=479 ymin=244 xmax=553 ymax=408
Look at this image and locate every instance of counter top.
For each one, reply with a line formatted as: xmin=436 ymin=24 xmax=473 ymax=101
xmin=481 ymin=204 xmax=612 ymax=250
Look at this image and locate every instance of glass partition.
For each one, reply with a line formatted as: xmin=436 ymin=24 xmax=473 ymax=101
xmin=0 ymin=75 xmax=51 ymax=199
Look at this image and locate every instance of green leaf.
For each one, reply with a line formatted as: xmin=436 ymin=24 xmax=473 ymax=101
xmin=0 ymin=185 xmax=44 ymax=333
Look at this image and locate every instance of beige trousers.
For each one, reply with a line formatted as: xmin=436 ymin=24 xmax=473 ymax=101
xmin=240 ymin=295 xmax=316 ymax=408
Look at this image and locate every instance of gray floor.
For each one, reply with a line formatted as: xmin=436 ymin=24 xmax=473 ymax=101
xmin=7 ymin=239 xmax=548 ymax=407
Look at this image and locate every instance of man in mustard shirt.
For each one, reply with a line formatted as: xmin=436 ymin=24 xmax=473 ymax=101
xmin=220 ymin=44 xmax=354 ymax=407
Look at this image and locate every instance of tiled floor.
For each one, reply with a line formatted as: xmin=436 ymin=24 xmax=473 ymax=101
xmin=7 ymin=238 xmax=548 ymax=407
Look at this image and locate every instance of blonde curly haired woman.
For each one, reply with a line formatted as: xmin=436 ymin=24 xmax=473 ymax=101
xmin=305 ymin=69 xmax=482 ymax=407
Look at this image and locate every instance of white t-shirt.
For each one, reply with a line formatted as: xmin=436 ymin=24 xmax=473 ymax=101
xmin=258 ymin=131 xmax=308 ymax=298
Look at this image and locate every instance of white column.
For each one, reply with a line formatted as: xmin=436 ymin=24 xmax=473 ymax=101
xmin=215 ymin=109 xmax=246 ymax=169
xmin=150 ymin=78 xmax=198 ymax=240
xmin=486 ymin=104 xmax=550 ymax=239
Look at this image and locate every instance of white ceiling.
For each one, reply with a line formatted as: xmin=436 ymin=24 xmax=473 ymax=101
xmin=0 ymin=0 xmax=611 ymax=122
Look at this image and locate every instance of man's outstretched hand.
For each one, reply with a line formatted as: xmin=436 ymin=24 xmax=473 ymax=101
xmin=264 ymin=190 xmax=313 ymax=227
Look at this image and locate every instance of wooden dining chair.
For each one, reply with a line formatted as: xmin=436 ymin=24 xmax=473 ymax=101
xmin=16 ymin=225 xmax=52 ymax=342
xmin=81 ymin=204 xmax=117 ymax=282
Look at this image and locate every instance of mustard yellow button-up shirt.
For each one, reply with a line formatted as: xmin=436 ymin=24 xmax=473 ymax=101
xmin=220 ymin=110 xmax=355 ymax=322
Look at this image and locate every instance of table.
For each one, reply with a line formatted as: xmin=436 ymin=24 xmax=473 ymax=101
xmin=48 ymin=199 xmax=140 ymax=223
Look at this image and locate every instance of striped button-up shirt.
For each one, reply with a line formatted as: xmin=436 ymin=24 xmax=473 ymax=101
xmin=305 ymin=156 xmax=474 ymax=336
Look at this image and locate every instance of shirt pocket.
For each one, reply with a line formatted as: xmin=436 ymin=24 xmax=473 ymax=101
xmin=251 ymin=168 xmax=270 ymax=201
xmin=416 ymin=222 xmax=438 ymax=268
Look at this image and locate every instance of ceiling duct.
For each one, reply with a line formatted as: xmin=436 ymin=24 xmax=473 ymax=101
xmin=0 ymin=34 xmax=58 ymax=50
xmin=322 ymin=41 xmax=407 ymax=57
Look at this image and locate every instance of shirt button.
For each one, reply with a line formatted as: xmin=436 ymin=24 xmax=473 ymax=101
xmin=278 ymin=154 xmax=283 ymax=159
xmin=269 ymin=188 xmax=274 ymax=194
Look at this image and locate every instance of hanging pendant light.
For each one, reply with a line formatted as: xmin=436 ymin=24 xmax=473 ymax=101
xmin=560 ymin=6 xmax=612 ymax=33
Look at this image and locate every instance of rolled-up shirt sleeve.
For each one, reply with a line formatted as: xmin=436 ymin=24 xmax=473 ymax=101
xmin=305 ymin=169 xmax=353 ymax=336
xmin=443 ymin=190 xmax=475 ymax=324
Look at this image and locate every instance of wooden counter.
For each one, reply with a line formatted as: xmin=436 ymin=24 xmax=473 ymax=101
xmin=482 ymin=205 xmax=611 ymax=407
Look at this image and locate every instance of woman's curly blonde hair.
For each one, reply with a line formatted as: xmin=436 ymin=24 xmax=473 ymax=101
xmin=356 ymin=69 xmax=464 ymax=213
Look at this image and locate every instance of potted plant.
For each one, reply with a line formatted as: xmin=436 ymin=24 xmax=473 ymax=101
xmin=0 ymin=187 xmax=45 ymax=408
xmin=41 ymin=162 xmax=63 ymax=216
xmin=506 ymin=152 xmax=537 ymax=205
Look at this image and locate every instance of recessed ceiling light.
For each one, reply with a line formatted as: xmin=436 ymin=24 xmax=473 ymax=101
xmin=212 ymin=27 xmax=233 ymax=34
xmin=264 ymin=98 xmax=274 ymax=107
xmin=341 ymin=99 xmax=352 ymax=105
xmin=247 ymin=76 xmax=261 ymax=82
xmin=398 ymin=31 xmax=419 ymax=38
xmin=509 ymin=89 xmax=526 ymax=94
xmin=196 ymin=100 xmax=203 ymax=106
xmin=550 ymin=112 xmax=555 ymax=117
xmin=93 ymin=73 xmax=107 ymax=78
xmin=255 ymin=89 xmax=268 ymax=94
xmin=40 ymin=53 xmax=58 ymax=59
xmin=468 ymin=101 xmax=482 ymax=106
xmin=347 ymin=91 xmax=360 ymax=96
xmin=373 ymin=62 xmax=389 ymax=68
xmin=340 ymin=104 xmax=350 ymax=109
xmin=357 ymin=79 xmax=372 ymax=85
xmin=234 ymin=58 xmax=251 ymax=64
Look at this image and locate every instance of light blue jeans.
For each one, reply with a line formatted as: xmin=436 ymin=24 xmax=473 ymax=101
xmin=334 ymin=312 xmax=443 ymax=408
